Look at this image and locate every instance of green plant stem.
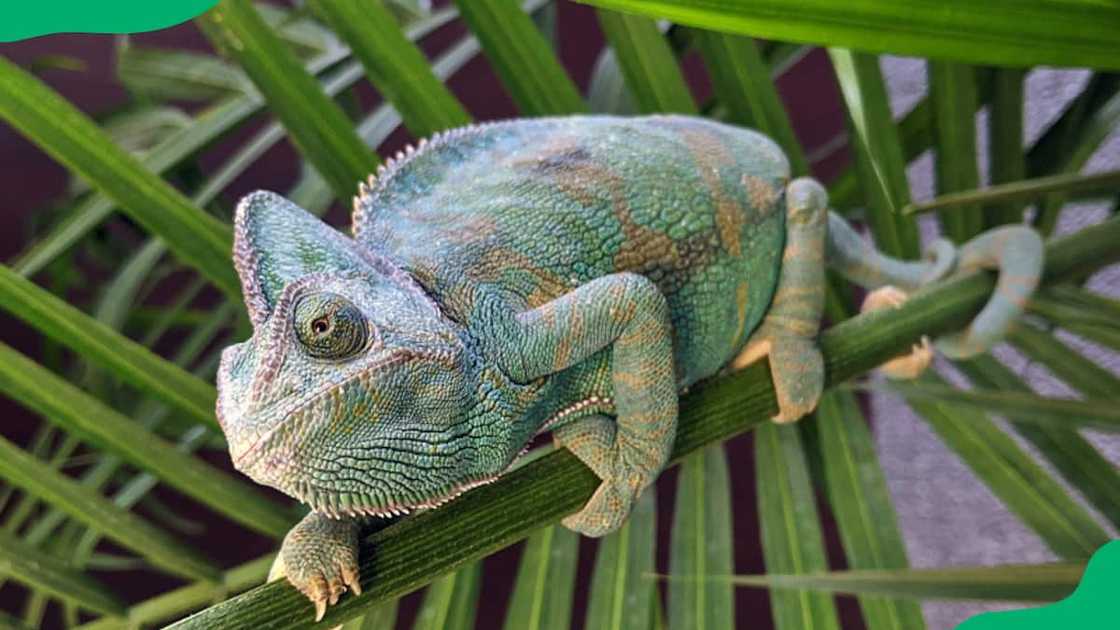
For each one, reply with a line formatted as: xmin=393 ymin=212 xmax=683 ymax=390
xmin=167 ymin=217 xmax=1120 ymax=629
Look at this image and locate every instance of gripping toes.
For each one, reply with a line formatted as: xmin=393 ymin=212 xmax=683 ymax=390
xmin=861 ymin=286 xmax=933 ymax=380
xmin=273 ymin=512 xmax=362 ymax=621
xmin=554 ymin=415 xmax=638 ymax=537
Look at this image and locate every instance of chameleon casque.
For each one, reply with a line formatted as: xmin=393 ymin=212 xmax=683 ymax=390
xmin=215 ymin=115 xmax=1043 ymax=619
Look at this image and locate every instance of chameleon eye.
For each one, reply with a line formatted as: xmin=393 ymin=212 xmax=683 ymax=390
xmin=293 ymin=292 xmax=370 ymax=360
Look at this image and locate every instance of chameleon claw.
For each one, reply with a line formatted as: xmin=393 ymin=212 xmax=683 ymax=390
xmin=343 ymin=565 xmax=362 ymax=596
xmin=314 ymin=598 xmax=327 ymax=623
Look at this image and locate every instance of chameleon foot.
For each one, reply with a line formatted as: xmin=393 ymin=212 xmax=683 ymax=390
xmin=271 ymin=512 xmax=362 ymax=621
xmin=861 ymin=286 xmax=933 ymax=380
xmin=554 ymin=414 xmax=638 ymax=537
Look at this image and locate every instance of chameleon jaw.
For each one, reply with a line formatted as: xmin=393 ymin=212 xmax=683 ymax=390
xmin=292 ymin=473 xmax=500 ymax=520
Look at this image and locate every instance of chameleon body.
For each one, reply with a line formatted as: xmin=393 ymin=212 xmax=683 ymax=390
xmin=215 ymin=115 xmax=1043 ymax=618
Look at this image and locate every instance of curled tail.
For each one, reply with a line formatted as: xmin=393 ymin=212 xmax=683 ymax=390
xmin=825 ymin=211 xmax=1044 ymax=359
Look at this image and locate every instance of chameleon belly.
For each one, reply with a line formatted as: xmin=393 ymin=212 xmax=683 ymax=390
xmin=353 ymin=115 xmax=790 ymax=388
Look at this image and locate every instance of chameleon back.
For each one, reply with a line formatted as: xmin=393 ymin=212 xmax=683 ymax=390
xmin=353 ymin=115 xmax=790 ymax=386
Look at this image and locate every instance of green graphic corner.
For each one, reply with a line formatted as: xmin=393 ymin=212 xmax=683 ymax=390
xmin=1 ymin=0 xmax=218 ymax=43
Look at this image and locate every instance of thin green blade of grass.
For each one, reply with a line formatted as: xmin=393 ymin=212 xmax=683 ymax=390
xmin=341 ymin=602 xmax=398 ymax=630
xmin=828 ymin=49 xmax=920 ymax=258
xmin=987 ymin=69 xmax=1027 ymax=227
xmin=692 ymin=31 xmax=807 ymax=174
xmin=0 ymin=56 xmax=238 ymax=296
xmin=586 ymin=48 xmax=639 ymax=115
xmin=956 ymin=352 xmax=1120 ymax=531
xmin=929 ymin=61 xmax=984 ymax=243
xmin=889 ymin=380 xmax=1120 ymax=433
xmin=411 ymin=561 xmax=481 ymax=630
xmin=572 ymin=0 xmax=1120 ymax=69
xmin=669 ymin=444 xmax=735 ymax=630
xmin=1042 ymin=285 xmax=1120 ymax=322
xmin=0 ymin=342 xmax=296 ymax=539
xmin=596 ymin=10 xmax=696 ymax=115
xmin=310 ymin=0 xmax=470 ymax=138
xmin=755 ymin=422 xmax=840 ymax=630
xmin=0 ymin=434 xmax=220 ymax=583
xmin=584 ymin=488 xmax=656 ymax=630
xmin=903 ymin=170 xmax=1120 ymax=216
xmin=903 ymin=374 xmax=1109 ymax=559
xmin=199 ymin=0 xmax=379 ymax=202
xmin=815 ymin=391 xmax=926 ymax=630
xmin=117 ymin=45 xmax=254 ymax=102
xmin=1026 ymin=74 xmax=1120 ymax=180
xmin=76 ymin=554 xmax=274 ymax=630
xmin=0 ymin=530 xmax=125 ymax=617
xmin=0 ymin=265 xmax=218 ymax=430
xmin=709 ymin=562 xmax=1083 ymax=602
xmin=502 ymin=525 xmax=579 ymax=630
xmin=167 ymin=217 xmax=1120 ymax=629
xmin=453 ymin=0 xmax=585 ymax=116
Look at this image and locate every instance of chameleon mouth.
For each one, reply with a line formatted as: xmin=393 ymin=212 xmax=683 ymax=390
xmin=290 ymin=473 xmax=500 ymax=520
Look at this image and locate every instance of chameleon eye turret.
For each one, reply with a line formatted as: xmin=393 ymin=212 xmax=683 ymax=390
xmin=293 ymin=292 xmax=370 ymax=360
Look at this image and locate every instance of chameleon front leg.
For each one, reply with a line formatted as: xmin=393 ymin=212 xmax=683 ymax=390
xmin=269 ymin=511 xmax=362 ymax=621
xmin=731 ymin=177 xmax=829 ymax=423
xmin=500 ymin=273 xmax=677 ymax=537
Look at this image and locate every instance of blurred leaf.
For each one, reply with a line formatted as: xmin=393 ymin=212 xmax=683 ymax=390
xmin=585 ymin=488 xmax=656 ymax=630
xmin=815 ymin=391 xmax=926 ymax=630
xmin=118 ymin=45 xmax=253 ymax=102
xmin=101 ymin=106 xmax=194 ymax=156
xmin=0 ymin=264 xmax=218 ymax=430
xmin=0 ymin=342 xmax=296 ymax=538
xmin=669 ymin=445 xmax=735 ymax=629
xmin=311 ymin=0 xmax=470 ymax=138
xmin=454 ymin=0 xmax=585 ymax=115
xmin=889 ymin=380 xmax=1120 ymax=432
xmin=342 ymin=602 xmax=398 ymax=630
xmin=586 ymin=49 xmax=638 ymax=115
xmin=957 ymin=351 xmax=1120 ymax=531
xmin=412 ymin=562 xmax=481 ymax=630
xmin=719 ymin=562 xmax=1082 ymax=602
xmin=255 ymin=3 xmax=342 ymax=56
xmin=503 ymin=525 xmax=579 ymax=630
xmin=987 ymin=69 xmax=1027 ymax=227
xmin=904 ymin=374 xmax=1110 ymax=559
xmin=828 ymin=49 xmax=920 ymax=258
xmin=692 ymin=31 xmax=807 ymax=174
xmin=200 ymin=0 xmax=379 ymax=201
xmin=573 ymin=0 xmax=1120 ymax=69
xmin=929 ymin=61 xmax=983 ymax=242
xmin=755 ymin=422 xmax=840 ymax=630
xmin=0 ymin=433 xmax=219 ymax=582
xmin=596 ymin=10 xmax=696 ymax=114
xmin=0 ymin=56 xmax=239 ymax=295
xmin=0 ymin=530 xmax=125 ymax=616
xmin=904 ymin=170 xmax=1120 ymax=216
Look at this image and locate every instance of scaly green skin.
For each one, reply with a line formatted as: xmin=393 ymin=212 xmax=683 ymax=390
xmin=215 ymin=115 xmax=1044 ymax=619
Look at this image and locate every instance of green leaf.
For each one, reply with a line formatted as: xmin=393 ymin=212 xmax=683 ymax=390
xmin=0 ymin=342 xmax=296 ymax=539
xmin=0 ymin=530 xmax=125 ymax=616
xmin=412 ymin=562 xmax=481 ymax=630
xmin=903 ymin=374 xmax=1110 ymax=559
xmin=692 ymin=31 xmax=807 ymax=174
xmin=453 ymin=0 xmax=585 ymax=116
xmin=310 ymin=0 xmax=470 ymax=138
xmin=585 ymin=488 xmax=656 ymax=630
xmin=929 ymin=61 xmax=983 ymax=243
xmin=904 ymin=170 xmax=1120 ymax=217
xmin=586 ymin=49 xmax=638 ymax=115
xmin=828 ymin=49 xmax=920 ymax=258
xmin=669 ymin=445 xmax=735 ymax=629
xmin=720 ymin=562 xmax=1083 ymax=602
xmin=0 ymin=265 xmax=218 ymax=430
xmin=815 ymin=391 xmax=926 ymax=630
xmin=986 ymin=69 xmax=1027 ymax=227
xmin=117 ymin=45 xmax=253 ymax=102
xmin=0 ymin=434 xmax=219 ymax=582
xmin=596 ymin=10 xmax=696 ymax=114
xmin=889 ymin=380 xmax=1120 ymax=432
xmin=0 ymin=56 xmax=238 ymax=295
xmin=342 ymin=602 xmax=398 ymax=630
xmin=167 ymin=217 xmax=1120 ymax=629
xmin=199 ymin=0 xmax=379 ymax=201
xmin=755 ymin=422 xmax=840 ymax=630
xmin=503 ymin=526 xmax=579 ymax=630
xmin=572 ymin=0 xmax=1120 ymax=69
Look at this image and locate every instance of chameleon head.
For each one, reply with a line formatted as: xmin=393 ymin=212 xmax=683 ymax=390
xmin=216 ymin=191 xmax=500 ymax=518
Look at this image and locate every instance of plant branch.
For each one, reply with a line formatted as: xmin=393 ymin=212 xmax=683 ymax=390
xmin=167 ymin=217 xmax=1120 ymax=629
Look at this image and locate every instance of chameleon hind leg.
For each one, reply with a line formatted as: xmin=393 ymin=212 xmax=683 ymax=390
xmin=731 ymin=177 xmax=829 ymax=423
xmin=500 ymin=272 xmax=677 ymax=537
